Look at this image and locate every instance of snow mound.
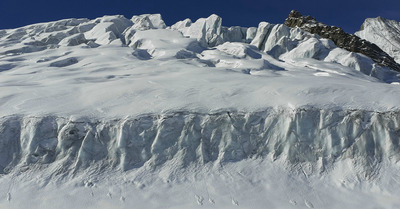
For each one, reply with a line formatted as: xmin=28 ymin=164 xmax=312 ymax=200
xmin=216 ymin=42 xmax=261 ymax=59
xmin=128 ymin=29 xmax=202 ymax=59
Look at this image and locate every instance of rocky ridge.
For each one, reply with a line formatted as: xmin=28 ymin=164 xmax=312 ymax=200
xmin=284 ymin=10 xmax=400 ymax=72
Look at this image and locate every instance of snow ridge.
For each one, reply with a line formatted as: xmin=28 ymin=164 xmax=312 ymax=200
xmin=356 ymin=16 xmax=400 ymax=63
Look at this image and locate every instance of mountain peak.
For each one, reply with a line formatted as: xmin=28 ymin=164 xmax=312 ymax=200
xmin=356 ymin=16 xmax=400 ymax=64
xmin=376 ymin=16 xmax=387 ymax=22
xmin=284 ymin=10 xmax=400 ymax=72
xmin=286 ymin=10 xmax=316 ymax=26
xmin=288 ymin=10 xmax=302 ymax=18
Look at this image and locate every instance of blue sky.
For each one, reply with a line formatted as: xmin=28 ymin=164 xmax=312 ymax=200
xmin=0 ymin=0 xmax=399 ymax=33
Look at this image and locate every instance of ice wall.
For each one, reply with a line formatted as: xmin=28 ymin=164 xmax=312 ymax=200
xmin=1 ymin=108 xmax=399 ymax=178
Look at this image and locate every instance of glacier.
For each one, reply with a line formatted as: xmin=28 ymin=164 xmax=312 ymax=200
xmin=1 ymin=12 xmax=400 ymax=208
xmin=2 ymin=109 xmax=400 ymax=173
xmin=1 ymin=109 xmax=400 ymax=208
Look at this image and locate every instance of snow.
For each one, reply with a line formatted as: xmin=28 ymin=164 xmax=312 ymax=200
xmin=356 ymin=17 xmax=400 ymax=63
xmin=1 ymin=39 xmax=398 ymax=119
xmin=4 ymin=23 xmax=400 ymax=119
xmin=131 ymin=14 xmax=167 ymax=30
xmin=58 ymin=33 xmax=88 ymax=46
xmin=0 ymin=110 xmax=400 ymax=208
xmin=178 ymin=14 xmax=224 ymax=47
xmin=0 ymin=13 xmax=400 ymax=209
xmin=250 ymin=21 xmax=274 ymax=49
xmin=1 ymin=158 xmax=400 ymax=209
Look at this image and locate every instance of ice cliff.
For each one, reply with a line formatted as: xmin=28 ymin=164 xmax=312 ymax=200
xmin=1 ymin=109 xmax=400 ymax=179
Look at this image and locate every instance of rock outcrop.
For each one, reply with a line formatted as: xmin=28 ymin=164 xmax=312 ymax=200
xmin=284 ymin=10 xmax=400 ymax=72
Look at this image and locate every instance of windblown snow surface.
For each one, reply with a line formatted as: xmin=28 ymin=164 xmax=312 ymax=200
xmin=1 ymin=14 xmax=400 ymax=209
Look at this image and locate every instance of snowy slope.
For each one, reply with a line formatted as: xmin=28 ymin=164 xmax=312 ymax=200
xmin=0 ymin=14 xmax=400 ymax=209
xmin=0 ymin=14 xmax=399 ymax=118
xmin=356 ymin=17 xmax=400 ymax=63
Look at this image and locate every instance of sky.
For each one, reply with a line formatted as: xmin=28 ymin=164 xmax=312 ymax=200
xmin=0 ymin=0 xmax=399 ymax=33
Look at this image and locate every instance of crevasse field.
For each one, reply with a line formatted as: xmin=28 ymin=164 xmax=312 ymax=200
xmin=0 ymin=14 xmax=400 ymax=209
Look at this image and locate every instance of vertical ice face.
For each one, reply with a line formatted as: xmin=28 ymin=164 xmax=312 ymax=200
xmin=221 ymin=26 xmax=248 ymax=43
xmin=0 ymin=110 xmax=399 ymax=178
xmin=84 ymin=15 xmax=133 ymax=45
xmin=179 ymin=14 xmax=224 ymax=47
xmin=174 ymin=15 xmax=251 ymax=46
xmin=245 ymin=27 xmax=257 ymax=43
xmin=250 ymin=22 xmax=274 ymax=50
xmin=130 ymin=14 xmax=167 ymax=30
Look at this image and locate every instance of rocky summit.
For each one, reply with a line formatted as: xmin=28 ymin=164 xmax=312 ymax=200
xmin=284 ymin=10 xmax=400 ymax=72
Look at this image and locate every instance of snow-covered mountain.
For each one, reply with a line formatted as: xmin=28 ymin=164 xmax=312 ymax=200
xmin=285 ymin=10 xmax=400 ymax=73
xmin=356 ymin=16 xmax=400 ymax=63
xmin=0 ymin=12 xmax=400 ymax=209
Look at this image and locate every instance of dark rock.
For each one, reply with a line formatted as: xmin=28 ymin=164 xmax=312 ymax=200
xmin=284 ymin=10 xmax=400 ymax=72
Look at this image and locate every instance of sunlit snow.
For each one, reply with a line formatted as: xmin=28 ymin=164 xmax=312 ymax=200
xmin=0 ymin=14 xmax=400 ymax=209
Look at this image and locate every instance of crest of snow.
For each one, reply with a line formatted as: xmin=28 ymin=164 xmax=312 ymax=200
xmin=128 ymin=29 xmax=201 ymax=59
xmin=84 ymin=15 xmax=132 ymax=45
xmin=170 ymin=18 xmax=192 ymax=31
xmin=131 ymin=14 xmax=167 ymax=30
xmin=355 ymin=17 xmax=400 ymax=63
